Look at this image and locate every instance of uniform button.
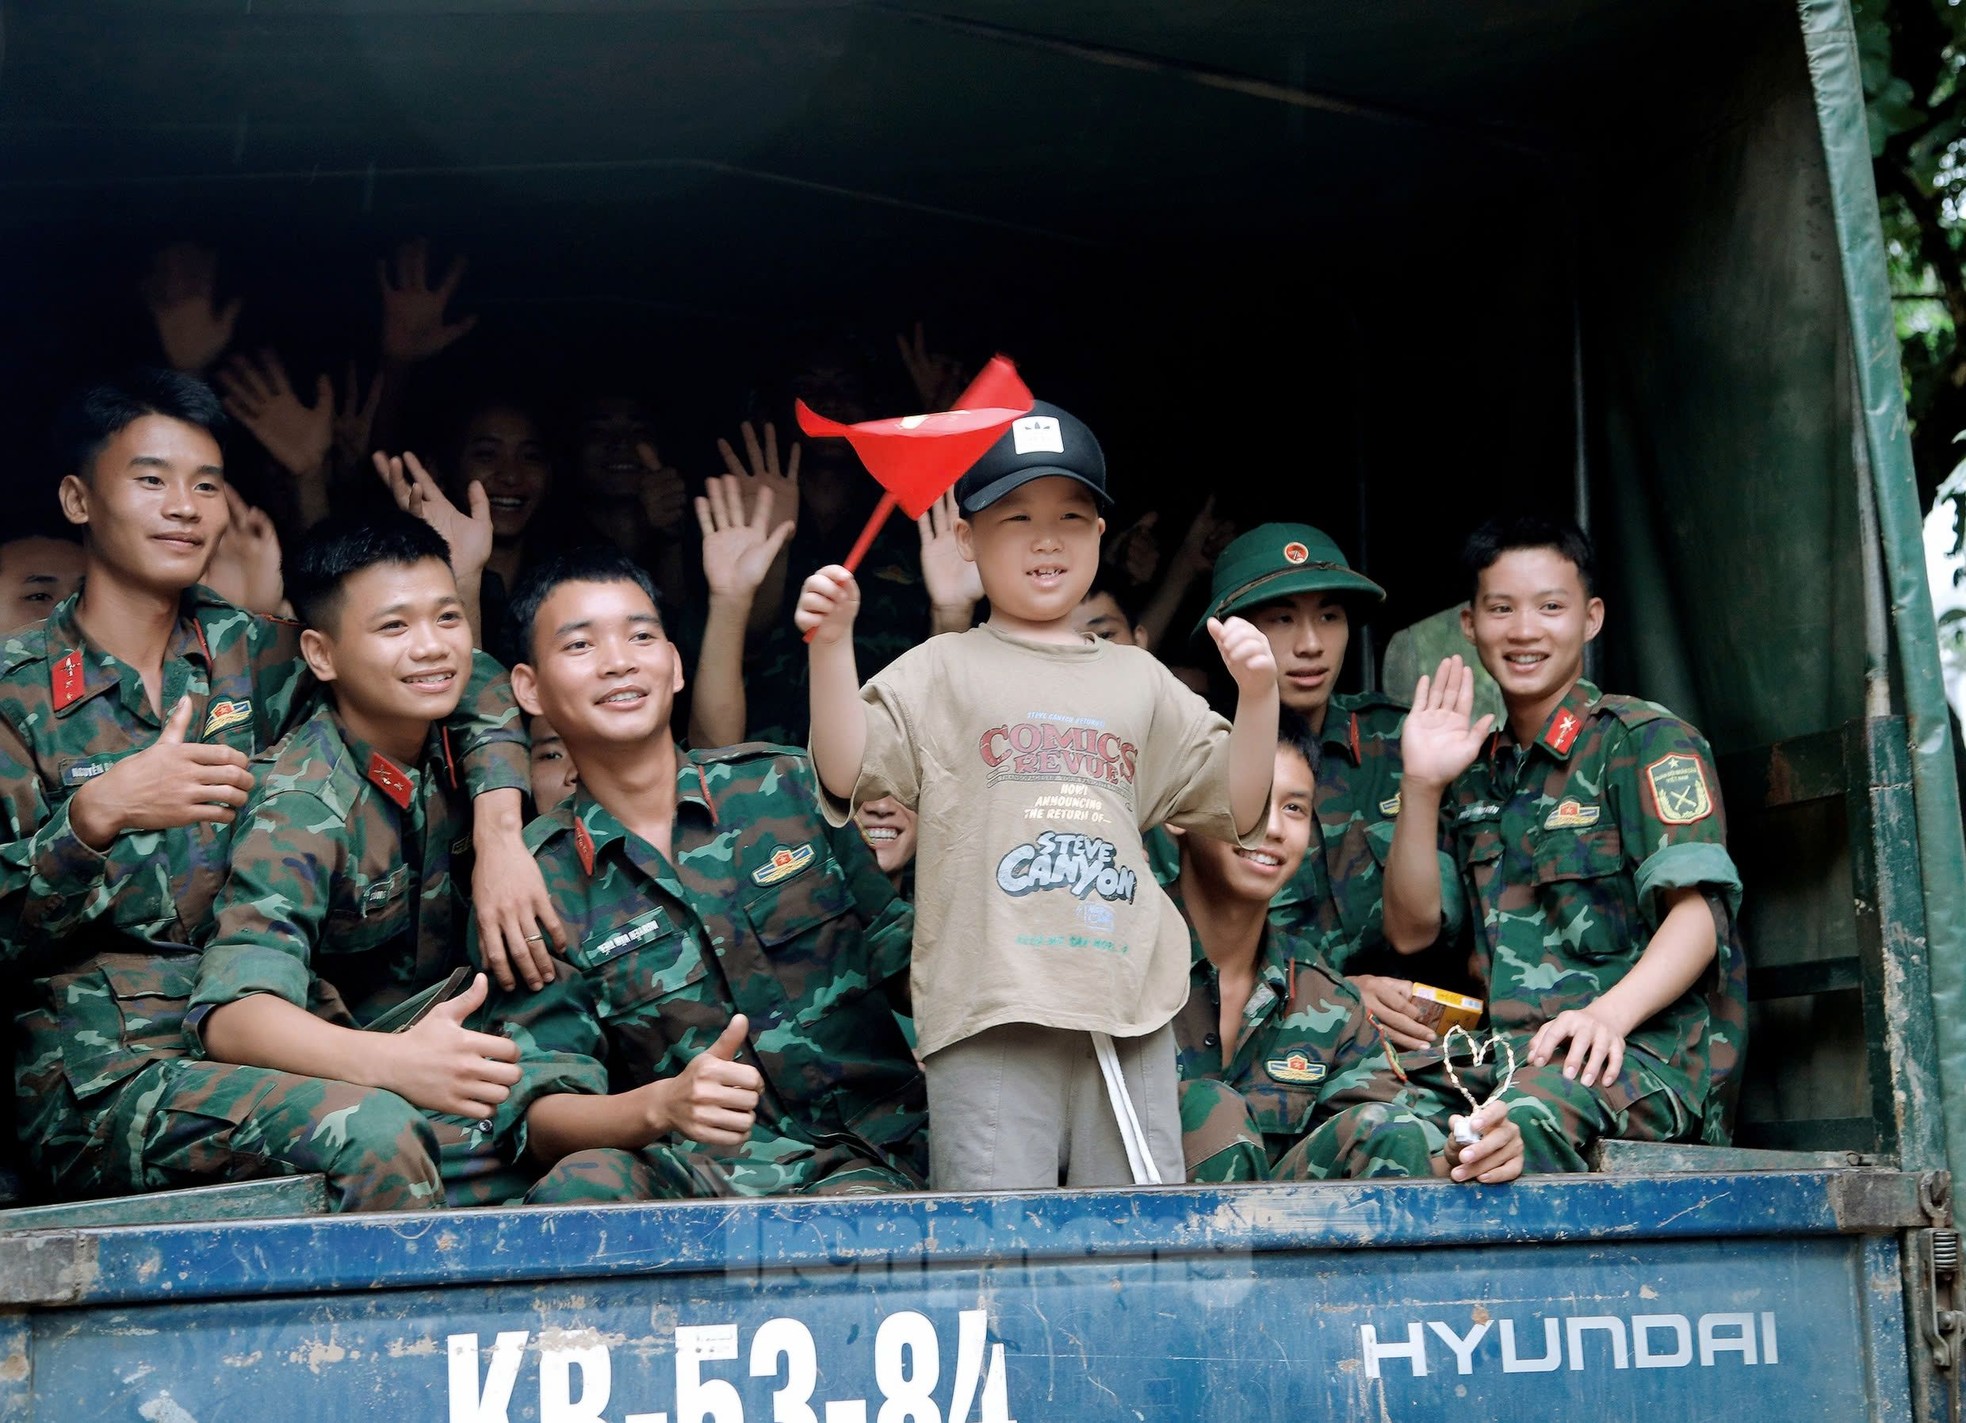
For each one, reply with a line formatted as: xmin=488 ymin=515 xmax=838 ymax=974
xmin=1203 ymin=1033 xmax=1219 ymax=1047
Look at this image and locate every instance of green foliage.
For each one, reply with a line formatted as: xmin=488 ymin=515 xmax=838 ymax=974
xmin=1856 ymin=0 xmax=1966 ymax=523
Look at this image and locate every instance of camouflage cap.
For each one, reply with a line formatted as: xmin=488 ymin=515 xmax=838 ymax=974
xmin=1194 ymin=523 xmax=1385 ymax=638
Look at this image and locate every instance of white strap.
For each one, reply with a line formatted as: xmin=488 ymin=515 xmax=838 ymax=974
xmin=1091 ymin=1031 xmax=1162 ymax=1185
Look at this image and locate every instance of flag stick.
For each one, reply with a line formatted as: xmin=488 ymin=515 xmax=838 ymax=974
xmin=841 ymin=491 xmax=898 ymax=575
xmin=803 ymin=490 xmax=899 ymax=644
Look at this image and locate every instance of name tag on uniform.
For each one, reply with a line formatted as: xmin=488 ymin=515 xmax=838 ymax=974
xmin=60 ymin=760 xmax=108 ymax=786
xmin=588 ymin=910 xmax=671 ymax=961
xmin=360 ymin=865 xmax=411 ymax=918
xmin=1454 ymin=802 xmax=1502 ymax=826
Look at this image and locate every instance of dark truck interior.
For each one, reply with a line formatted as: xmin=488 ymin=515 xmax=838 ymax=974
xmin=0 ymin=0 xmax=1911 ymax=1212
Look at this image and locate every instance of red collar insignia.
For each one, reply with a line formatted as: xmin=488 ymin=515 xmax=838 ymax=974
xmin=50 ymin=651 xmax=84 ymax=712
xmin=1545 ymin=708 xmax=1583 ymax=756
xmin=366 ymin=752 xmax=414 ymax=810
xmin=575 ymin=819 xmax=596 ymax=876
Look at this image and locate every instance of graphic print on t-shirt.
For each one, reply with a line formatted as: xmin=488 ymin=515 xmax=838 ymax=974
xmin=978 ymin=711 xmax=1139 ymax=800
xmin=980 ymin=711 xmax=1148 ymax=955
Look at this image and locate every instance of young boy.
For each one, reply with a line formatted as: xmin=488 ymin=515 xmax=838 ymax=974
xmin=1170 ymin=719 xmax=1521 ymax=1185
xmin=189 ymin=514 xmax=609 ymax=1206
xmin=799 ymin=400 xmax=1280 ymax=1190
xmin=503 ymin=547 xmax=929 ymax=1199
xmin=1382 ymin=514 xmax=1749 ymax=1171
xmin=0 ymin=370 xmax=543 ymax=1210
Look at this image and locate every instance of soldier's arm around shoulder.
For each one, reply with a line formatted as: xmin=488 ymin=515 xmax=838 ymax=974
xmin=447 ymin=649 xmax=532 ymax=796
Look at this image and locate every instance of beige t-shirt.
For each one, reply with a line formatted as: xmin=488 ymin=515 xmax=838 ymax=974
xmin=819 ymin=624 xmax=1253 ymax=1057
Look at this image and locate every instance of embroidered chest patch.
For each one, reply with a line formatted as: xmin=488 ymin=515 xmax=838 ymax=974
xmin=1265 ymin=1051 xmax=1326 ymax=1085
xmin=1544 ymin=798 xmax=1601 ymax=830
xmin=203 ymin=698 xmax=252 ymax=736
xmin=1645 ymin=754 xmax=1714 ymax=826
xmin=1378 ymin=794 xmax=1401 ymax=817
xmin=752 ymin=843 xmax=815 ymax=886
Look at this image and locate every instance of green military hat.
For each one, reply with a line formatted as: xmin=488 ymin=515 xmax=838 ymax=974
xmin=1194 ymin=523 xmax=1386 ymax=638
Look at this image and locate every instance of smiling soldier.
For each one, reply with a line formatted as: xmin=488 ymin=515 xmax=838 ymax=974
xmin=1380 ymin=514 xmax=1749 ymax=1172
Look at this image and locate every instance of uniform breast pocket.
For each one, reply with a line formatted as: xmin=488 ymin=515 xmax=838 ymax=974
xmin=570 ymin=908 xmax=703 ymax=1020
xmin=1457 ymin=824 xmax=1506 ymax=870
xmin=743 ymin=862 xmax=874 ymax=1032
xmin=741 ymin=860 xmax=854 ymax=952
xmin=1244 ymin=1052 xmax=1322 ymax=1142
xmin=1533 ymin=827 xmax=1625 ymax=882
xmin=1533 ymin=827 xmax=1630 ymax=958
xmin=1362 ymin=818 xmax=1396 ymax=868
xmin=324 ymin=865 xmax=415 ymax=955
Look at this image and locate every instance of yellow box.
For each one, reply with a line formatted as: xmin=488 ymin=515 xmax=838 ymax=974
xmin=1408 ymin=982 xmax=1484 ymax=1036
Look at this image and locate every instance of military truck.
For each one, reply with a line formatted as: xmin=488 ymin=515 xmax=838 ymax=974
xmin=1 ymin=0 xmax=1963 ymax=1417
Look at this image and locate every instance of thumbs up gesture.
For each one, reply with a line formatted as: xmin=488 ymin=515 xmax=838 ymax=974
xmin=386 ymin=972 xmax=525 ymax=1118
xmin=69 ymin=696 xmax=258 ymax=850
xmin=647 ymin=1015 xmax=764 ymax=1147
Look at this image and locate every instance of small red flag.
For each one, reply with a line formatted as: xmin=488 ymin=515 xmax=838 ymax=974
xmin=795 ymin=355 xmax=1034 ymax=522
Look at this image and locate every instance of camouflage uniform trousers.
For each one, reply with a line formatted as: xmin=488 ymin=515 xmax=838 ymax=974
xmin=1291 ymin=1036 xmax=1694 ymax=1177
xmin=28 ymin=1054 xmax=576 ymax=1212
xmin=1178 ymin=1076 xmax=1438 ymax=1184
xmin=524 ymin=1127 xmax=925 ymax=1205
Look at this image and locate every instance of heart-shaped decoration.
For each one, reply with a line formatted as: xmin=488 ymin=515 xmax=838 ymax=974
xmin=1439 ymin=1025 xmax=1518 ymax=1144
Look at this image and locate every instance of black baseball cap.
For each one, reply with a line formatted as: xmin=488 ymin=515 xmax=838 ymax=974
xmin=954 ymin=401 xmax=1111 ymax=514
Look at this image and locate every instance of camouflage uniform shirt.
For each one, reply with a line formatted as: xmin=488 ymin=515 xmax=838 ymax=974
xmin=1170 ymin=890 xmax=1385 ymax=1162
xmin=1148 ymin=692 xmax=1465 ymax=974
xmin=1441 ymin=678 xmax=1748 ymax=1129
xmin=0 ymin=587 xmax=529 ymax=1168
xmin=523 ymin=744 xmax=927 ymax=1186
xmin=186 ymin=700 xmax=604 ymax=1158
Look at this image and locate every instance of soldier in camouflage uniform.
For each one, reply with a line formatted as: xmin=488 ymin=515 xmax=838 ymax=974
xmin=0 ymin=371 xmax=542 ymax=1210
xmin=1152 ymin=524 xmax=1472 ymax=1051
xmin=1377 ymin=514 xmax=1748 ymax=1172
xmin=188 ymin=515 xmax=611 ymax=1207
xmin=493 ymin=546 xmax=925 ymax=1199
xmin=1172 ymin=728 xmax=1522 ymax=1185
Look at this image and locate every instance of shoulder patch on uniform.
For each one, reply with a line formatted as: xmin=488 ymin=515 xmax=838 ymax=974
xmin=752 ymin=842 xmax=816 ymax=886
xmin=1645 ymin=753 xmax=1714 ymax=825
xmin=1544 ymin=797 xmax=1601 ymax=829
xmin=1265 ymin=1051 xmax=1327 ymax=1085
xmin=203 ymin=698 xmax=252 ymax=737
xmin=1379 ymin=794 xmax=1402 ymax=817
